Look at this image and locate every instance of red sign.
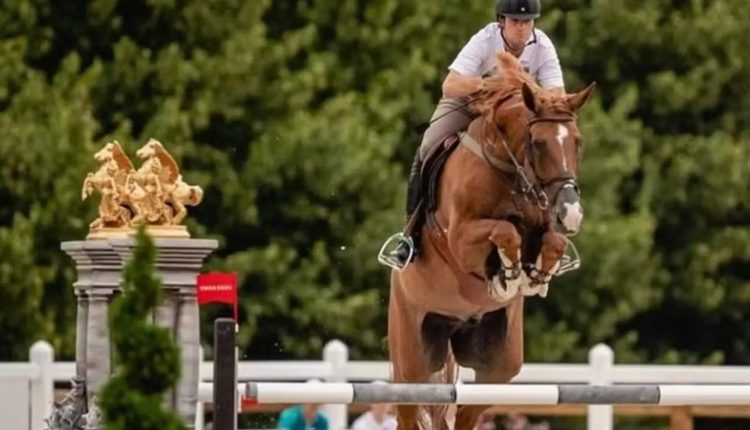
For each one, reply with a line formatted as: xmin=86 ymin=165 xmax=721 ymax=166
xmin=196 ymin=272 xmax=238 ymax=322
xmin=241 ymin=396 xmax=258 ymax=411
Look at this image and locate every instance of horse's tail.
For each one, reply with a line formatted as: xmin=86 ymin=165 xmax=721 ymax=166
xmin=422 ymin=347 xmax=458 ymax=430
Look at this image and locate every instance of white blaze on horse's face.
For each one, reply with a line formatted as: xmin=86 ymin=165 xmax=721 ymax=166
xmin=556 ymin=124 xmax=569 ymax=170
xmin=545 ymin=123 xmax=583 ymax=236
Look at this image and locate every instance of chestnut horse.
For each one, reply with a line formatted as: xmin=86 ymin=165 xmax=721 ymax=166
xmin=387 ymin=52 xmax=596 ymax=430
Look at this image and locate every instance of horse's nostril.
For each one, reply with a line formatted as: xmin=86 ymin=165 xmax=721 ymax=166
xmin=557 ymin=212 xmax=579 ymax=235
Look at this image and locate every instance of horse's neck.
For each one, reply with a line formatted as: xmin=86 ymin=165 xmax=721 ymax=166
xmin=137 ymin=158 xmax=155 ymax=173
xmin=95 ymin=161 xmax=115 ymax=176
xmin=129 ymin=185 xmax=146 ymax=199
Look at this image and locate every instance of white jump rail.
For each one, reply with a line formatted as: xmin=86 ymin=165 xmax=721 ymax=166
xmin=240 ymin=382 xmax=750 ymax=406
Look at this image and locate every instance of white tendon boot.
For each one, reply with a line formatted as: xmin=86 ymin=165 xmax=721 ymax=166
xmin=489 ymin=248 xmax=526 ymax=301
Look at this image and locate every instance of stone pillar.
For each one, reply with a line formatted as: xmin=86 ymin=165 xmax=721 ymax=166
xmin=109 ymin=237 xmax=218 ymax=429
xmin=85 ymin=294 xmax=112 ymax=402
xmin=74 ymin=292 xmax=88 ymax=382
xmin=175 ymin=294 xmax=202 ymax=424
xmin=61 ymin=240 xmax=124 ymax=408
xmin=62 ymin=237 xmax=218 ymax=428
xmin=155 ymin=285 xmax=179 ymax=411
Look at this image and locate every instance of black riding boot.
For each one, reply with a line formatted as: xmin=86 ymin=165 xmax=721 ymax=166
xmin=390 ymin=151 xmax=424 ymax=265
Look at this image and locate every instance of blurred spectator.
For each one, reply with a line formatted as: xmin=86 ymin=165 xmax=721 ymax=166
xmin=504 ymin=413 xmax=528 ymax=430
xmin=502 ymin=413 xmax=549 ymax=430
xmin=476 ymin=413 xmax=497 ymax=429
xmin=277 ymin=379 xmax=329 ymax=430
xmin=350 ymin=381 xmax=397 ymax=430
xmin=350 ymin=403 xmax=396 ymax=430
xmin=277 ymin=404 xmax=328 ymax=430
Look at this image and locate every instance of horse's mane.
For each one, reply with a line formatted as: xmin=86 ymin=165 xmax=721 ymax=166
xmin=470 ymin=52 xmax=568 ymax=117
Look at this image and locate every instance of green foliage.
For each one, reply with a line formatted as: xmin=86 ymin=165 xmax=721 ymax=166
xmin=98 ymin=226 xmax=185 ymax=430
xmin=0 ymin=214 xmax=47 ymax=360
xmin=0 ymin=36 xmax=100 ymax=358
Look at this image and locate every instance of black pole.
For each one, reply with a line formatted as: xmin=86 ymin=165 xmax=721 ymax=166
xmin=213 ymin=318 xmax=236 ymax=430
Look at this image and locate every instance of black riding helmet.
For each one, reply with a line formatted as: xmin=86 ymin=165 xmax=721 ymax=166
xmin=495 ymin=0 xmax=541 ymax=20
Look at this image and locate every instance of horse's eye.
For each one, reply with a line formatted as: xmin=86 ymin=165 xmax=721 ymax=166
xmin=532 ymin=139 xmax=546 ymax=151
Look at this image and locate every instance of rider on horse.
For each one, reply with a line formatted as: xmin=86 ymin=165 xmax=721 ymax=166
xmin=383 ymin=0 xmax=567 ymax=270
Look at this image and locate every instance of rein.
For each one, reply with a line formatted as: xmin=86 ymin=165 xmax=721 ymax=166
xmin=462 ymin=103 xmax=578 ymax=211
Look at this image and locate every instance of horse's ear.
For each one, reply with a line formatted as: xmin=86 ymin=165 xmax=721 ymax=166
xmin=567 ymin=82 xmax=597 ymax=112
xmin=522 ymin=82 xmax=537 ymax=113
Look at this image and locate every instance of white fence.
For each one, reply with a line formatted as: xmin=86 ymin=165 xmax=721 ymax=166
xmin=4 ymin=340 xmax=750 ymax=430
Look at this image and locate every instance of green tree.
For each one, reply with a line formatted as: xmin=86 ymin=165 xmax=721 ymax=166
xmin=547 ymin=0 xmax=750 ymax=366
xmin=0 ymin=34 xmax=101 ymax=359
xmin=98 ymin=226 xmax=185 ymax=430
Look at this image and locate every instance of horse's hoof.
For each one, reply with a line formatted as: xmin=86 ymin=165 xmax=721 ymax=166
xmin=521 ymin=282 xmax=549 ymax=298
xmin=526 ymin=254 xmax=560 ymax=285
xmin=489 ymin=272 xmax=522 ymax=301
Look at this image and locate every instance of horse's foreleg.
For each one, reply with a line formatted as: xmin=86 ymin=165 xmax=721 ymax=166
xmin=81 ymin=179 xmax=90 ymax=200
xmin=448 ymin=218 xmax=525 ymax=301
xmin=447 ymin=218 xmax=497 ymax=274
xmin=171 ymin=201 xmax=187 ymax=225
xmin=523 ymin=230 xmax=567 ymax=297
xmin=129 ymin=204 xmax=146 ymax=227
xmin=487 ymin=221 xmax=526 ymax=301
xmin=454 ymin=298 xmax=525 ymax=430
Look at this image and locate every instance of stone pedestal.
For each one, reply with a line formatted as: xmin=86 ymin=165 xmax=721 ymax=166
xmin=61 ymin=237 xmax=218 ymax=428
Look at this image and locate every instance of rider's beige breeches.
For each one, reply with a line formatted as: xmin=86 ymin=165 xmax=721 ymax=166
xmin=418 ymin=96 xmax=478 ymax=160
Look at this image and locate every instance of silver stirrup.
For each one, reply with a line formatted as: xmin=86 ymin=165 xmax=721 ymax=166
xmin=377 ymin=233 xmax=414 ymax=272
xmin=556 ymin=237 xmax=581 ymax=276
